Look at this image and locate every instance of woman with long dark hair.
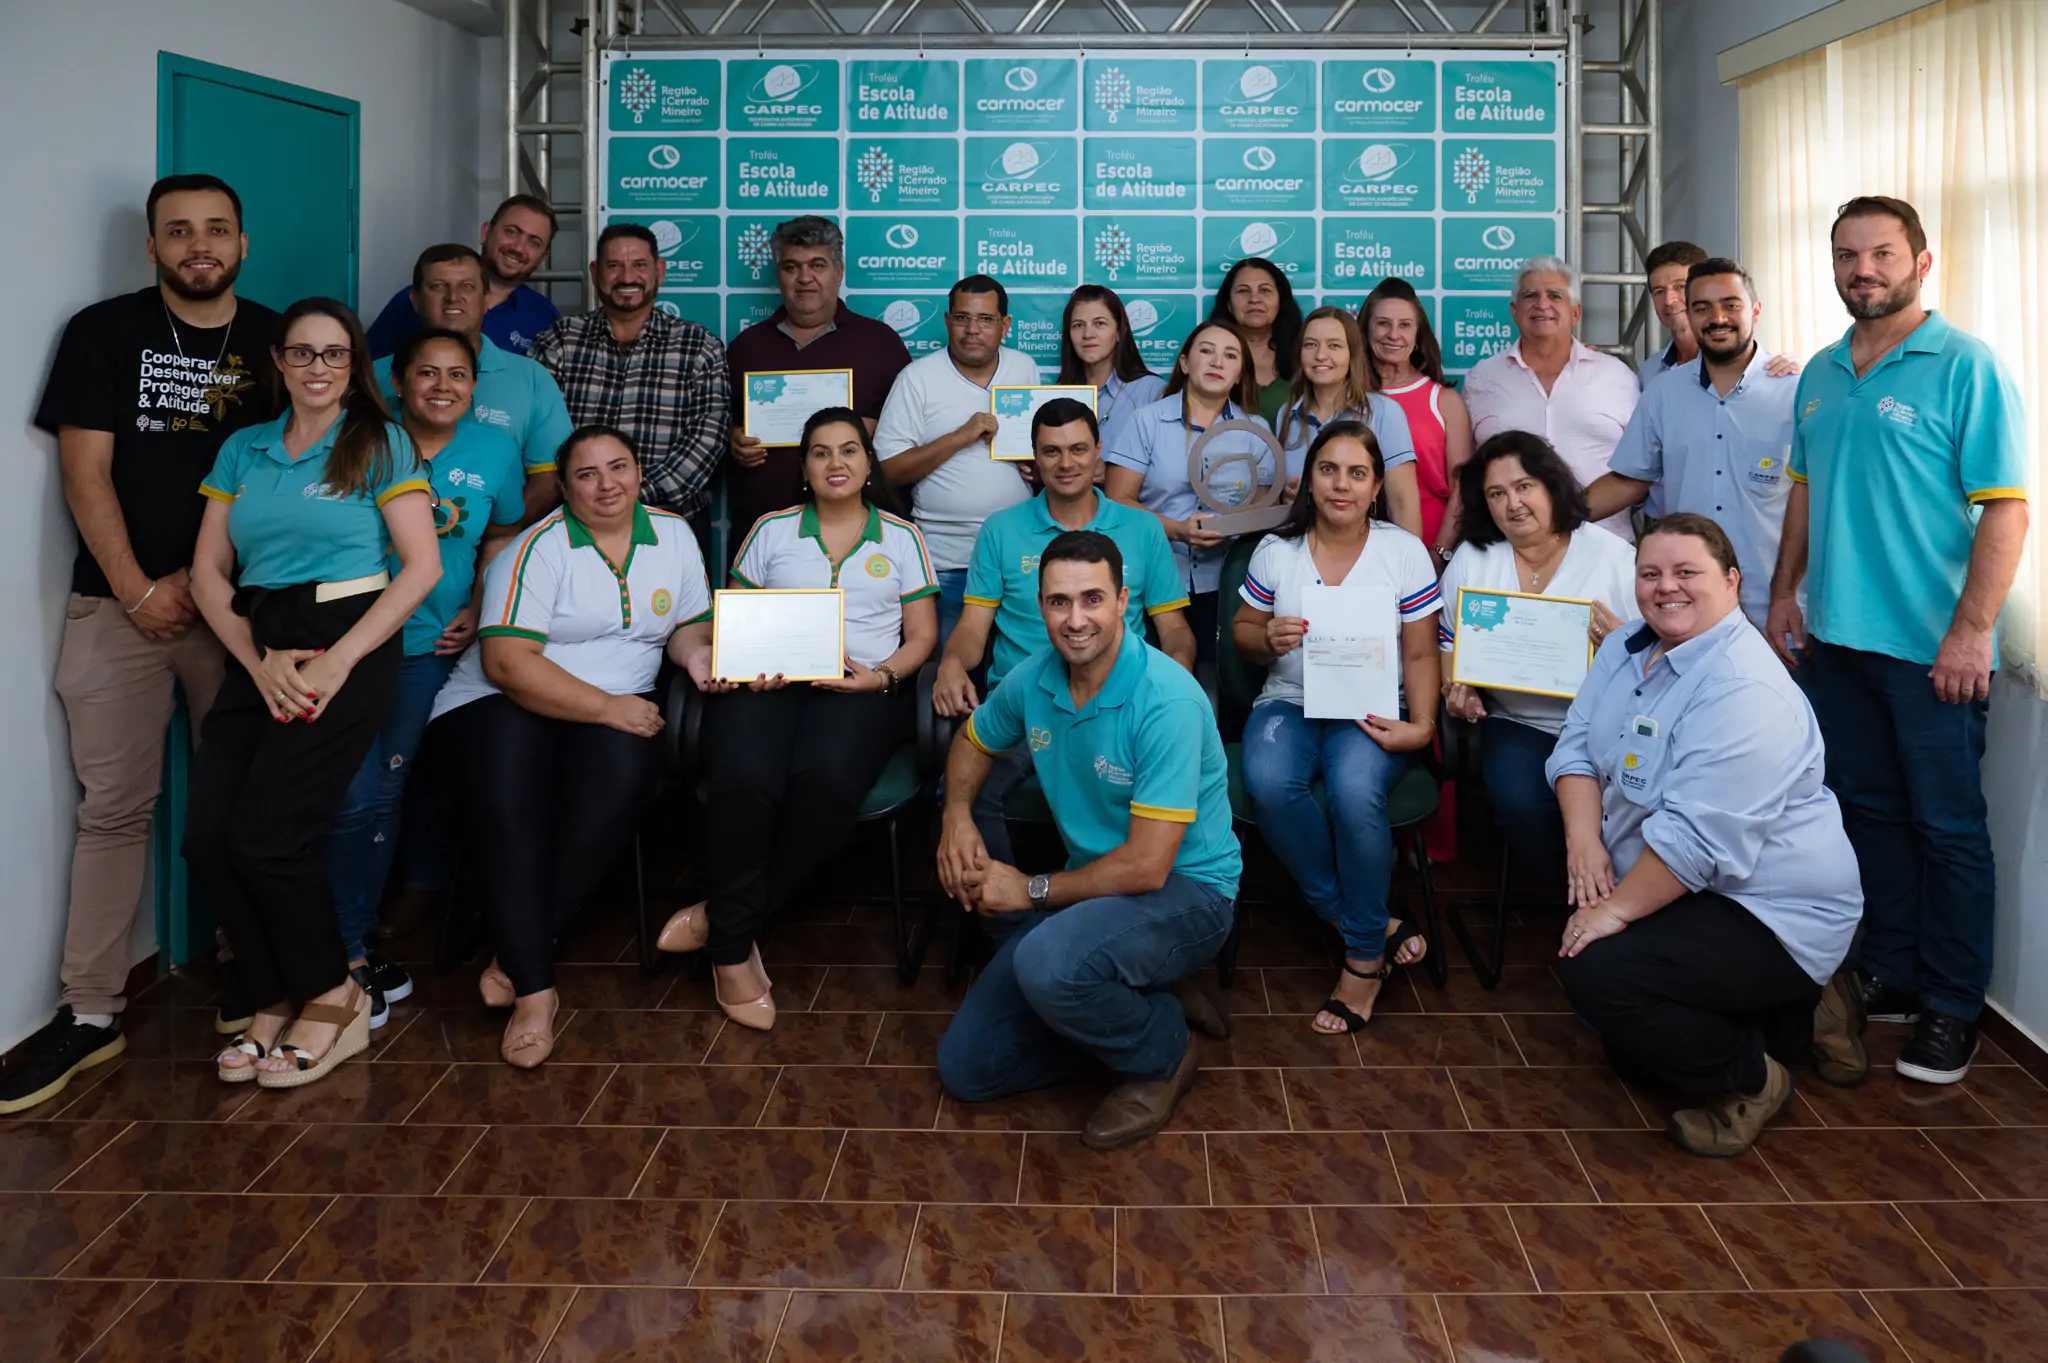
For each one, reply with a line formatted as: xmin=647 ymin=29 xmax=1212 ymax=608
xmin=1057 ymin=284 xmax=1165 ymax=435
xmin=1231 ymin=419 xmax=1442 ymax=1035
xmin=1210 ymin=256 xmax=1304 ymax=426
xmin=189 ymin=297 xmax=441 ymax=1089
xmin=657 ymin=408 xmax=939 ymax=1031
xmin=1361 ymin=278 xmax=1474 ymax=563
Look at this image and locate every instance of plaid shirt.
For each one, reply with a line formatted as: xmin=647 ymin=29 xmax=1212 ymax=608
xmin=529 ymin=308 xmax=730 ymax=516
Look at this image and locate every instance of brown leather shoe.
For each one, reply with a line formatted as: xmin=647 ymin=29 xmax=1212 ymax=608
xmin=1668 ymin=1055 xmax=1794 ymax=1158
xmin=1173 ymin=974 xmax=1234 ymax=1040
xmin=1081 ymin=1039 xmax=1200 ymax=1151
xmin=1811 ymin=971 xmax=1869 ymax=1087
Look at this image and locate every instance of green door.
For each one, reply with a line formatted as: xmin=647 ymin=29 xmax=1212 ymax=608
xmin=158 ymin=53 xmax=360 ymax=312
xmin=153 ymin=55 xmax=361 ymax=965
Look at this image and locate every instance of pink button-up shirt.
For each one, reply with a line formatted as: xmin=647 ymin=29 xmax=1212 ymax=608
xmin=1462 ymin=339 xmax=1641 ymax=539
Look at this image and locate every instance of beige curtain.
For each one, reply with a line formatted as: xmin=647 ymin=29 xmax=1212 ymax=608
xmin=1736 ymin=0 xmax=2045 ymax=687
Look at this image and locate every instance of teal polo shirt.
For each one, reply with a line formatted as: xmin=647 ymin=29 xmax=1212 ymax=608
xmin=964 ymin=490 xmax=1190 ymax=686
xmin=964 ymin=630 xmax=1241 ymax=898
xmin=374 ymin=334 xmax=574 ymax=476
xmin=200 ymin=414 xmax=428 ymax=589
xmin=399 ymin=421 xmax=528 ymax=657
xmin=1789 ymin=311 xmax=2028 ymax=666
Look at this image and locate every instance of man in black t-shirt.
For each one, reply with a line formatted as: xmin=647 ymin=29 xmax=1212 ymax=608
xmin=0 ymin=174 xmax=280 ymax=1116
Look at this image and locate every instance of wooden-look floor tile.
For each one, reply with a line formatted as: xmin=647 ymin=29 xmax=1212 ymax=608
xmin=441 ymin=1124 xmax=664 ymax=1198
xmin=1221 ymin=1295 xmax=1450 ymax=1363
xmin=1797 ymin=1067 xmax=1997 ymax=1129
xmin=635 ymin=1128 xmax=841 ymax=1201
xmin=481 ymin=1197 xmax=722 ymax=1286
xmin=376 ymin=1009 xmax=542 ymax=1064
xmin=1196 ymin=1015 xmax=1358 ymax=1069
xmin=312 ymin=1284 xmax=575 ymax=1363
xmin=63 ymin=1192 xmax=325 ymax=1282
xmin=1161 ymin=1067 xmax=1290 ymax=1133
xmin=547 ymin=964 xmax=677 ymax=1010
xmin=1567 ymin=1129 xmax=1789 ymax=1204
xmin=1653 ymin=1290 xmax=1908 ymax=1363
xmin=903 ymin=1203 xmax=1113 ymax=1293
xmin=1704 ymin=1203 xmax=1958 ymax=1290
xmin=0 ymin=1121 xmax=129 ymax=1191
xmin=865 ymin=1013 xmax=953 ymax=1066
xmin=1864 ymin=1287 xmax=2048 ymax=1363
xmin=1896 ymin=1199 xmax=2048 ymax=1287
xmin=550 ymin=1010 xmax=724 ymax=1065
xmin=662 ymin=965 xmax=829 ymax=1013
xmin=771 ymin=1291 xmax=1002 ymax=1363
xmin=1282 ymin=1066 xmax=1467 ymax=1131
xmin=1505 ymin=1013 xmax=1611 ymax=1066
xmin=1114 ymin=1206 xmax=1324 ymax=1294
xmin=80 ymin=1281 xmax=357 ymax=1363
xmin=1315 ymin=1204 xmax=1536 ymax=1293
xmin=1450 ymin=1066 xmax=1649 ymax=1130
xmin=758 ymin=1065 xmax=945 ymax=1129
xmin=580 ymin=1064 xmax=780 ymax=1127
xmin=704 ymin=1012 xmax=888 ymax=1067
xmin=1386 ymin=1130 xmax=1595 ymax=1204
xmin=1352 ymin=1013 xmax=1526 ymax=1068
xmin=1261 ymin=966 xmax=1420 ymax=1014
xmin=1928 ymin=1126 xmax=2048 ymax=1198
xmin=0 ymin=1278 xmax=148 ymax=1362
xmin=61 ymin=1120 xmax=297 ymax=1194
xmin=107 ymin=1009 xmax=223 ymax=1062
xmin=273 ymin=1194 xmax=525 ymax=1284
xmin=539 ymin=1287 xmax=787 ymax=1362
xmin=1435 ymin=1293 xmax=1681 ymax=1363
xmin=1510 ymin=1203 xmax=1748 ymax=1292
xmin=1961 ymin=1064 xmax=2048 ymax=1125
xmin=824 ymin=1130 xmax=1021 ymax=1204
xmin=1760 ymin=1127 xmax=1985 ymax=1202
xmin=809 ymin=965 xmax=970 ymax=1014
xmin=52 ymin=1062 xmax=254 ymax=1123
xmin=997 ymin=1295 xmax=1225 ymax=1363
xmin=406 ymin=1064 xmax=616 ymax=1127
xmin=932 ymin=1076 xmax=1109 ymax=1133
xmin=246 ymin=1123 xmax=485 ymax=1196
xmin=1419 ymin=965 xmax=1572 ymax=1014
xmin=235 ymin=1061 xmax=450 ymax=1125
xmin=691 ymin=1200 xmax=918 ymax=1289
xmin=1016 ymin=1132 xmax=1207 ymax=1206
xmin=1207 ymin=1131 xmax=1401 ymax=1205
xmin=0 ymin=1190 xmax=137 ymax=1277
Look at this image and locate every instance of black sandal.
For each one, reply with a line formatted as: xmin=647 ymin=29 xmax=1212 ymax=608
xmin=1386 ymin=919 xmax=1429 ymax=968
xmin=1314 ymin=960 xmax=1391 ymax=1035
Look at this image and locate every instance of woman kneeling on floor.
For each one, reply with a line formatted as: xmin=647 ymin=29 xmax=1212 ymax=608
xmin=1548 ymin=514 xmax=1864 ymax=1157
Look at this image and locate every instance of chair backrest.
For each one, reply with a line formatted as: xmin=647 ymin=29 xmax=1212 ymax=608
xmin=1214 ymin=534 xmax=1270 ymax=732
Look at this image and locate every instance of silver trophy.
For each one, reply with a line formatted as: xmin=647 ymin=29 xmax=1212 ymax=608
xmin=1186 ymin=418 xmax=1290 ymax=535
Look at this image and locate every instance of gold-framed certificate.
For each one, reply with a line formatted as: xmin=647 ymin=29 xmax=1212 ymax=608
xmin=711 ymin=588 xmax=845 ymax=683
xmin=990 ymin=385 xmax=1098 ymax=461
xmin=1450 ymin=587 xmax=1596 ymax=699
xmin=741 ymin=369 xmax=855 ymax=448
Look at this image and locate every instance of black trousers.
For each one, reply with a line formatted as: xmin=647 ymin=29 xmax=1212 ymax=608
xmin=184 ymin=592 xmax=399 ymax=1009
xmin=440 ymin=692 xmax=663 ymax=997
xmin=700 ymin=685 xmax=905 ymax=966
xmin=1555 ymin=891 xmax=1821 ymax=1097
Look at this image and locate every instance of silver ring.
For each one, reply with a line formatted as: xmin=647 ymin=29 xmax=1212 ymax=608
xmin=274 ymin=689 xmax=288 ymax=703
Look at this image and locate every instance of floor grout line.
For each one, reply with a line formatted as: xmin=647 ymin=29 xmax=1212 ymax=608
xmin=1641 ymin=1293 xmax=1691 ymax=1363
xmin=991 ymin=1292 xmax=1010 ymax=1363
xmin=759 ymin=1286 xmax=797 ymax=1363
xmin=1012 ymin=1134 xmax=1028 ymax=1204
xmin=574 ymin=1066 xmax=622 ymax=1125
xmin=1444 ymin=1068 xmax=1477 ymax=1132
xmin=1854 ymin=1288 xmax=1925 ymax=1363
xmin=397 ymin=1063 xmax=455 ymax=1125
xmin=240 ymin=1124 xmax=312 ymax=1194
xmin=897 ymin=1202 xmax=924 ymax=1290
xmin=530 ymin=1285 xmax=581 ymax=1363
xmin=1749 ymin=1145 xmax=1800 ymax=1203
xmin=1213 ymin=1295 xmax=1230 ymax=1361
xmin=433 ymin=1126 xmax=497 ymax=1197
xmin=817 ymin=1129 xmax=850 ymax=1202
xmin=682 ymin=1199 xmax=727 ymax=1287
xmin=298 ymin=1283 xmax=367 ymax=1363
xmin=1921 ymin=1128 xmax=1992 ymax=1199
xmin=49 ymin=1118 xmax=137 ymax=1193
xmin=263 ymin=1193 xmax=341 ymax=1283
xmin=1499 ymin=1201 xmax=1543 ymax=1292
xmin=474 ymin=1195 xmax=536 ymax=1285
xmin=862 ymin=1014 xmax=887 ymax=1066
xmin=49 ymin=1190 xmax=148 ymax=1280
xmin=1110 ymin=1206 xmax=1118 ymax=1293
xmin=1888 ymin=1197 xmax=1966 ymax=1288
xmin=1303 ymin=1203 xmax=1331 ymax=1294
xmin=71 ymin=1274 xmax=158 ymax=1357
xmin=1202 ymin=1133 xmax=1214 ymax=1207
xmin=1500 ymin=1012 xmax=1535 ymax=1067
xmin=1692 ymin=1201 xmax=1755 ymax=1292
xmin=624 ymin=1128 xmax=669 ymax=1200
xmin=1427 ymin=1294 xmax=1456 ymax=1356
xmin=752 ymin=1067 xmax=786 ymax=1130
xmin=1554 ymin=1130 xmax=1601 ymax=1201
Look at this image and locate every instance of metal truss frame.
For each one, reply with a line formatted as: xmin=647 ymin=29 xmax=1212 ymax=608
xmin=504 ymin=0 xmax=1659 ymax=357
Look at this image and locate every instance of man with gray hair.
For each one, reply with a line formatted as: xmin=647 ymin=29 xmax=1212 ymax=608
xmin=724 ymin=215 xmax=913 ymax=537
xmin=1461 ymin=254 xmax=1641 ymax=539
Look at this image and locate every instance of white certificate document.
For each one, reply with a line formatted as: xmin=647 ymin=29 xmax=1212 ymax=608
xmin=1300 ymin=583 xmax=1400 ymax=721
xmin=990 ymin=385 xmax=1099 ymax=461
xmin=712 ymin=589 xmax=845 ymax=682
xmin=1451 ymin=588 xmax=1596 ymax=698
xmin=742 ymin=369 xmax=854 ymax=448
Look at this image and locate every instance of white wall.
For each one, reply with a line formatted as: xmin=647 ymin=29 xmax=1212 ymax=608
xmin=0 ymin=0 xmax=495 ymax=1051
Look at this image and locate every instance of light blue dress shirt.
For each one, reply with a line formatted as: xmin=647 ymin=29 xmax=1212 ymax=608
xmin=1096 ymin=371 xmax=1168 ymax=438
xmin=1103 ymin=392 xmax=1278 ymax=595
xmin=1545 ymin=608 xmax=1863 ymax=984
xmin=1608 ymin=347 xmax=1799 ymax=628
xmin=1275 ymin=392 xmax=1419 ymax=486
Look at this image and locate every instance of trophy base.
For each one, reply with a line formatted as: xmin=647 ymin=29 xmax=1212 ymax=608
xmin=1198 ymin=505 xmax=1293 ymax=536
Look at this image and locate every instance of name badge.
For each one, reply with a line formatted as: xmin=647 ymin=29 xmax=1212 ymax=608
xmin=1630 ymin=715 xmax=1660 ymax=739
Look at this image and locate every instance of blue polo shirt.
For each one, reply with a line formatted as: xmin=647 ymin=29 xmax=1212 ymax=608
xmin=1609 ymin=347 xmax=1798 ymax=628
xmin=364 ymin=283 xmax=561 ymax=360
xmin=964 ymin=490 xmax=1189 ymax=685
xmin=1275 ymin=392 xmax=1419 ymax=486
xmin=199 ymin=414 xmax=428 ymax=589
xmin=964 ymin=630 xmax=1241 ymax=898
xmin=398 ymin=421 xmax=528 ymax=656
xmin=1102 ymin=392 xmax=1278 ymax=595
xmin=374 ymin=335 xmax=574 ymax=477
xmin=1789 ymin=311 xmax=2028 ymax=666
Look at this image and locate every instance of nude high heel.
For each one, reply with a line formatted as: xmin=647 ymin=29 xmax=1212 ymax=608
xmin=657 ymin=902 xmax=710 ymax=953
xmin=716 ymin=945 xmax=776 ymax=1032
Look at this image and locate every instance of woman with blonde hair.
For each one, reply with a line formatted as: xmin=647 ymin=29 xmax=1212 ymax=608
xmin=1274 ymin=305 xmax=1422 ymax=538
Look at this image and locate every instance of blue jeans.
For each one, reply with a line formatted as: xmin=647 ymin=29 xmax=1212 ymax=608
xmin=322 ymin=652 xmax=456 ymax=962
xmin=935 ymin=570 xmax=969 ymax=652
xmin=1804 ymin=639 xmax=1994 ymax=1020
xmin=936 ymin=873 xmax=1235 ymax=1099
xmin=1481 ymin=717 xmax=1566 ymax=896
xmin=1241 ymin=700 xmax=1406 ymax=960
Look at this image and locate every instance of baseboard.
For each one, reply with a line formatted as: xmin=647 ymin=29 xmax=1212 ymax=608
xmin=1983 ymin=1001 xmax=2048 ymax=1083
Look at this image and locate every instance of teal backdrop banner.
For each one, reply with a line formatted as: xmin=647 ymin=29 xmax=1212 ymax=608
xmin=602 ymin=49 xmax=1564 ymax=375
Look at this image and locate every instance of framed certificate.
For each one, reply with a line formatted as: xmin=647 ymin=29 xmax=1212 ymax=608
xmin=741 ymin=369 xmax=855 ymax=448
xmin=711 ymin=588 xmax=846 ymax=683
xmin=990 ymin=384 xmax=1099 ymax=461
xmin=1450 ymin=587 xmax=1596 ymax=699
xmin=1300 ymin=583 xmax=1401 ymax=721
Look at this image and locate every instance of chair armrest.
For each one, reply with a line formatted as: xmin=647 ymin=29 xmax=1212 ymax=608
xmin=663 ymin=668 xmax=706 ymax=785
xmin=915 ymin=659 xmax=956 ymax=778
xmin=1437 ymin=712 xmax=1483 ymax=783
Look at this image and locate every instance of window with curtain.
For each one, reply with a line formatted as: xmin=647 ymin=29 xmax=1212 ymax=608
xmin=1735 ymin=0 xmax=2044 ymax=689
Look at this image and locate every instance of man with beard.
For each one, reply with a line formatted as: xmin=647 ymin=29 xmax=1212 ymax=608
xmin=1588 ymin=259 xmax=1802 ymax=633
xmin=1769 ymin=195 xmax=2029 ymax=1087
xmin=366 ymin=195 xmax=561 ymax=359
xmin=934 ymin=531 xmax=1239 ymax=1150
xmin=3 ymin=175 xmax=278 ymax=1115
xmin=529 ymin=224 xmax=730 ymax=522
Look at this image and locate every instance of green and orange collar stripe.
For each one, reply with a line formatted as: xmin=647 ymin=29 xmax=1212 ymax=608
xmin=496 ymin=511 xmax=567 ymax=628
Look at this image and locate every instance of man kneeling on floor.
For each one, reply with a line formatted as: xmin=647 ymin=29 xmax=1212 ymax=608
xmin=935 ymin=530 xmax=1241 ymax=1149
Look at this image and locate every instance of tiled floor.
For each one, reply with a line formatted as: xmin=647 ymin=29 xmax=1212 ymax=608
xmin=5 ymin=835 xmax=2048 ymax=1362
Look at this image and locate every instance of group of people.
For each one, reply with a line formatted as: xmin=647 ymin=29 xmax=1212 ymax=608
xmin=6 ymin=177 xmax=2026 ymax=1165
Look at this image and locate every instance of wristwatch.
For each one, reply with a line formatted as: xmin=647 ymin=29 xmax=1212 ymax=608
xmin=1027 ymin=873 xmax=1052 ymax=909
xmin=1434 ymin=544 xmax=1456 ymax=564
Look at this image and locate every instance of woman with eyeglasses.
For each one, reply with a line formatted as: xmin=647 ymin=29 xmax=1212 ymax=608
xmin=1058 ymin=285 xmax=1165 ymax=440
xmin=187 ymin=298 xmax=441 ymax=1089
xmin=319 ymin=327 xmax=527 ymax=1026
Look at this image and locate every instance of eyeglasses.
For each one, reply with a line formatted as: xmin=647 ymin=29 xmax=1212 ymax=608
xmin=947 ymin=311 xmax=1003 ymax=332
xmin=281 ymin=345 xmax=354 ymax=368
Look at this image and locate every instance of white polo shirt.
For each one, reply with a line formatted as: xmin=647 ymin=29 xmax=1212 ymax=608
xmin=1238 ymin=524 xmax=1442 ymax=709
xmin=731 ymin=501 xmax=938 ymax=668
xmin=430 ymin=503 xmax=711 ymax=720
xmin=875 ymin=345 xmax=1043 ymax=572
